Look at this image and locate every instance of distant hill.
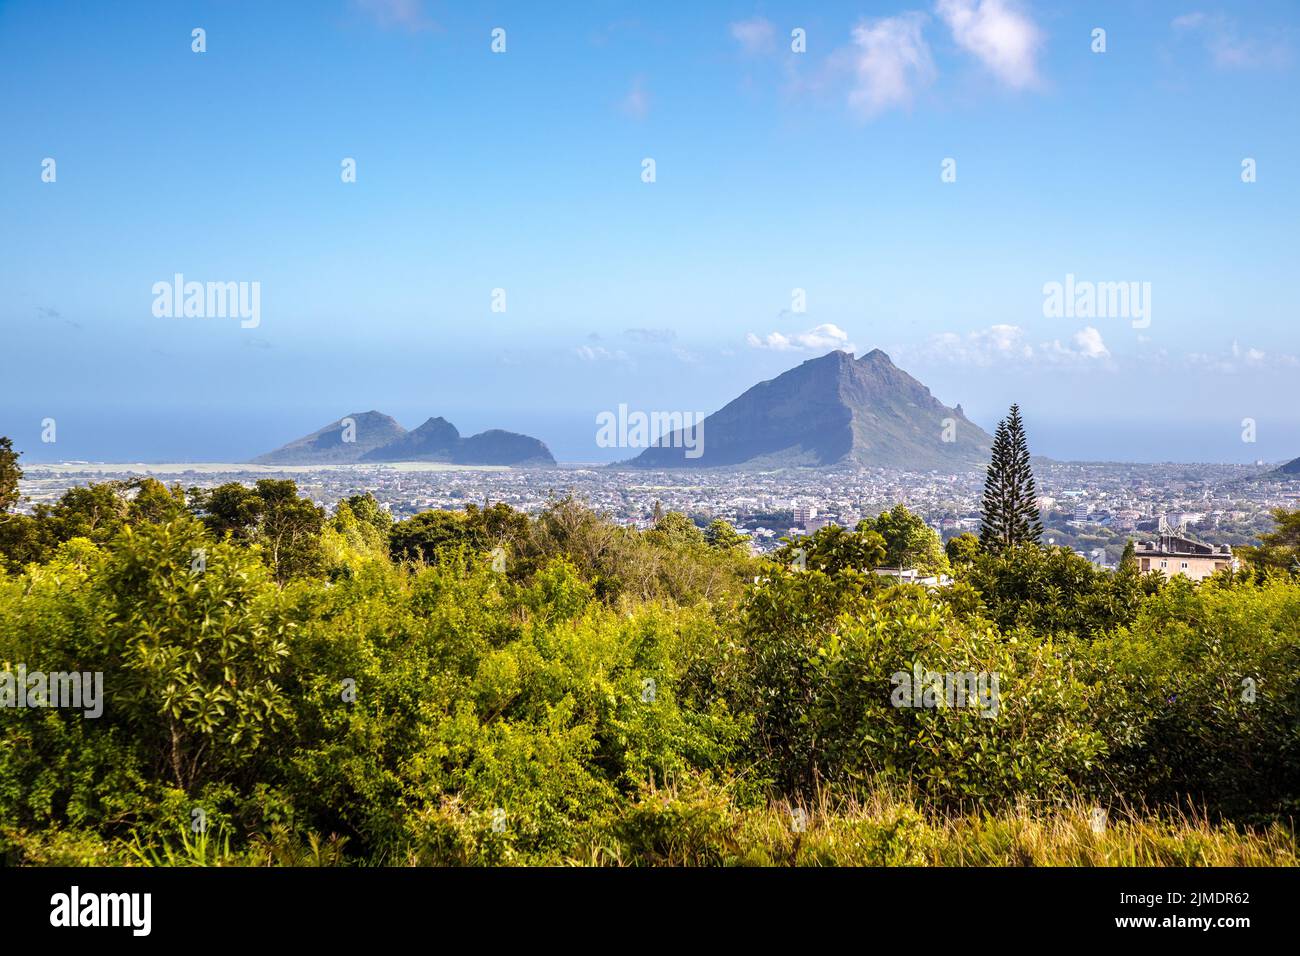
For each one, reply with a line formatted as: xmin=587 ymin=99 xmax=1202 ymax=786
xmin=360 ymin=417 xmax=460 ymax=462
xmin=253 ymin=412 xmax=554 ymax=466
xmin=622 ymin=349 xmax=993 ymax=471
xmin=1275 ymin=456 xmax=1300 ymax=476
xmin=251 ymin=411 xmax=407 ymax=465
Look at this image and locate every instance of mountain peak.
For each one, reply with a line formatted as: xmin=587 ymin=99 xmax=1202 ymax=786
xmin=251 ymin=411 xmax=407 ymax=465
xmin=254 ymin=413 xmax=553 ymax=466
xmin=624 ymin=349 xmax=991 ymax=471
xmin=808 ymin=348 xmax=856 ymax=366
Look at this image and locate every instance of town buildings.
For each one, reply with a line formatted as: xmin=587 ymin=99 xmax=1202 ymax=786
xmin=1134 ymin=534 xmax=1237 ymax=581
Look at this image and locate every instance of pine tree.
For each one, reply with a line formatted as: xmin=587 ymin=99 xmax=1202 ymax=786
xmin=1119 ymin=538 xmax=1137 ymax=573
xmin=979 ymin=419 xmax=1011 ymax=552
xmin=979 ymin=404 xmax=1043 ymax=553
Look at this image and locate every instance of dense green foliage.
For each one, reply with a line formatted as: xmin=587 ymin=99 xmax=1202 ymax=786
xmin=1237 ymin=507 xmax=1300 ymax=574
xmin=1 ymin=469 xmax=1298 ymax=865
xmin=0 ymin=438 xmax=20 ymax=517
xmin=859 ymin=505 xmax=949 ymax=576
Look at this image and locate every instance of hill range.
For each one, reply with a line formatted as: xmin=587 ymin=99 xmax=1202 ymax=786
xmin=253 ymin=350 xmax=1007 ymax=471
xmin=252 ymin=412 xmax=556 ymax=466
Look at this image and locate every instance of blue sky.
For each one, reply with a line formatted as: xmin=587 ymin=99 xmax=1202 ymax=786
xmin=1 ymin=0 xmax=1297 ymax=463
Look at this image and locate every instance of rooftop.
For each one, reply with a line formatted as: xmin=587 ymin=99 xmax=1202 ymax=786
xmin=1135 ymin=534 xmax=1231 ymax=557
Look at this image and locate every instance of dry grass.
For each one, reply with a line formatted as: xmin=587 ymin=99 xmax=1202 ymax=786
xmin=598 ymin=783 xmax=1299 ymax=866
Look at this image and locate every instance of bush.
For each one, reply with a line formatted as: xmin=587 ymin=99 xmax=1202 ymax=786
xmin=1 ymin=480 xmax=1298 ymax=865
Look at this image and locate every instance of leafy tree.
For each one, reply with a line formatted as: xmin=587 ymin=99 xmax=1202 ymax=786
xmin=190 ymin=482 xmax=263 ymax=539
xmin=92 ymin=517 xmax=293 ymax=791
xmin=340 ymin=492 xmax=392 ymax=536
xmin=0 ymin=514 xmax=41 ymax=568
xmin=327 ymin=494 xmax=393 ymax=566
xmin=0 ymin=439 xmax=33 ymax=568
xmin=390 ymin=502 xmax=529 ymax=568
xmin=704 ymin=518 xmax=750 ymax=552
xmin=945 ymin=532 xmax=981 ymax=567
xmin=44 ymin=483 xmax=132 ymax=541
xmin=0 ymin=436 xmax=21 ymax=517
xmin=390 ymin=509 xmax=473 ymax=562
xmin=861 ymin=505 xmax=948 ymax=575
xmin=190 ymin=480 xmax=325 ymax=582
xmin=774 ymin=523 xmax=886 ymax=576
xmin=979 ymin=404 xmax=1043 ymax=554
xmin=646 ymin=511 xmax=705 ymax=548
xmin=1237 ymin=508 xmax=1300 ymax=574
xmin=738 ymin=560 xmax=879 ymax=793
xmin=3 ymin=482 xmax=137 ymax=564
xmin=465 ymin=502 xmax=531 ymax=554
xmin=965 ymin=544 xmax=1149 ymax=637
xmin=127 ymin=477 xmax=189 ymax=524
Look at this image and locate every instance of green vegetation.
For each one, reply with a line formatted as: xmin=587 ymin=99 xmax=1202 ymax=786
xmin=1 ymin=448 xmax=1297 ymax=866
xmin=980 ymin=404 xmax=1044 ymax=553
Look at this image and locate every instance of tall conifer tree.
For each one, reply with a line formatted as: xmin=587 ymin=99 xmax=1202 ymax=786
xmin=979 ymin=404 xmax=1043 ymax=553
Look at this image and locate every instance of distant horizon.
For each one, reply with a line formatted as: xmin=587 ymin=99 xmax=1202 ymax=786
xmin=8 ymin=416 xmax=1296 ymax=471
xmin=14 ymin=457 xmax=1292 ymax=471
xmin=3 ymin=2 xmax=1296 ymax=468
xmin=6 ymin=342 xmax=1299 ymax=468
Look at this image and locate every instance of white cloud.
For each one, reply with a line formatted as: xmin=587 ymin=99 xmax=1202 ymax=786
xmin=747 ymin=323 xmax=856 ymax=352
xmin=1039 ymin=326 xmax=1112 ymax=364
xmin=911 ymin=326 xmax=1300 ymax=375
xmin=1186 ymin=340 xmax=1300 ymax=373
xmin=917 ymin=323 xmax=1032 ymax=366
xmin=575 ymin=345 xmax=629 ymax=362
xmin=1070 ymin=326 xmax=1109 ymax=359
xmin=1172 ymin=12 xmax=1209 ymax=30
xmin=619 ymin=76 xmax=651 ymax=119
xmin=935 ymin=0 xmax=1043 ymax=89
xmin=730 ymin=17 xmax=776 ymax=55
xmin=1234 ymin=340 xmax=1267 ymax=364
xmin=910 ymin=324 xmax=1112 ymax=367
xmin=353 ymin=0 xmax=436 ymax=33
xmin=1172 ymin=12 xmax=1292 ymax=70
xmin=842 ymin=13 xmax=936 ymax=118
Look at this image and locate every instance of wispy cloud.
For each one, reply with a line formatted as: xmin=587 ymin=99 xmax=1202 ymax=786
xmin=839 ymin=13 xmax=936 ymax=118
xmin=353 ymin=0 xmax=437 ymax=33
xmin=575 ymin=345 xmax=629 ymax=362
xmin=730 ymin=17 xmax=777 ymax=55
xmin=747 ymin=323 xmax=856 ymax=352
xmin=624 ymin=327 xmax=676 ymax=344
xmin=908 ymin=324 xmax=1112 ymax=367
xmin=1172 ymin=12 xmax=1292 ymax=70
xmin=935 ymin=0 xmax=1043 ymax=89
xmin=910 ymin=326 xmax=1300 ymax=374
xmin=619 ymin=75 xmax=651 ymax=119
xmin=1186 ymin=340 xmax=1300 ymax=373
xmin=37 ymin=305 xmax=80 ymax=330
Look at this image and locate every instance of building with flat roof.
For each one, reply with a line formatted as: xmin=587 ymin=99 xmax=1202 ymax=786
xmin=1134 ymin=534 xmax=1235 ymax=581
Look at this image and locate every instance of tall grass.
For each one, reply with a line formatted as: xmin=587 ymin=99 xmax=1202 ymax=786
xmin=599 ymin=783 xmax=1298 ymax=867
